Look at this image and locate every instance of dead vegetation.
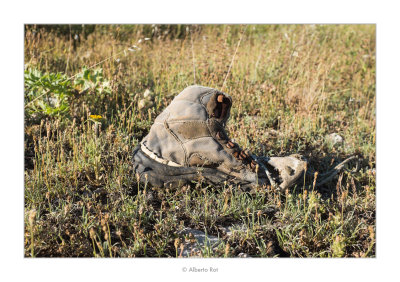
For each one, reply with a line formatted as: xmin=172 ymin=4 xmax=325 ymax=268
xmin=24 ymin=24 xmax=375 ymax=257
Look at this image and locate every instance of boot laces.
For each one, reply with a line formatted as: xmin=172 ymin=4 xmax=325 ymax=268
xmin=215 ymin=130 xmax=258 ymax=171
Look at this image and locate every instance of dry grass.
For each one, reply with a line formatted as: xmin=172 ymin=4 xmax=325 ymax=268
xmin=24 ymin=24 xmax=375 ymax=257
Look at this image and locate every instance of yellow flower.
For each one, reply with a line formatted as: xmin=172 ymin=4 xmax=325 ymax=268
xmin=90 ymin=115 xmax=102 ymax=120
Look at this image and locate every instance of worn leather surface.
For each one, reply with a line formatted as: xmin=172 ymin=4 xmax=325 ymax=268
xmin=140 ymin=85 xmax=307 ymax=189
xmin=141 ymin=85 xmax=265 ymax=184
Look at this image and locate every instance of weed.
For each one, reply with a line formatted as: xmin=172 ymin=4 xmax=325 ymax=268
xmin=24 ymin=24 xmax=375 ymax=257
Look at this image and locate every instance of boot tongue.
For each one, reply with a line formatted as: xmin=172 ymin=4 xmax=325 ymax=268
xmin=215 ymin=94 xmax=231 ymax=120
xmin=206 ymin=92 xmax=232 ymax=123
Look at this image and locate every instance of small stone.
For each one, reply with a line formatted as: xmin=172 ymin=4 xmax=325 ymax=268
xmin=47 ymin=97 xmax=59 ymax=107
xmin=143 ymin=89 xmax=153 ymax=99
xmin=145 ymin=191 xmax=155 ymax=203
xmin=178 ymin=227 xmax=221 ymax=257
xmin=326 ymin=133 xmax=344 ymax=145
xmin=138 ymin=99 xmax=146 ymax=109
xmin=138 ymin=99 xmax=154 ymax=110
xmin=219 ymin=224 xmax=248 ymax=237
xmin=238 ymin=253 xmax=250 ymax=258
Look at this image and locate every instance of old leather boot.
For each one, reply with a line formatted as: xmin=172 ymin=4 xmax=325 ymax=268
xmin=132 ymin=85 xmax=306 ymax=189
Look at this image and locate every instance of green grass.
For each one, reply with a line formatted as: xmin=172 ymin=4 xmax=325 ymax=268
xmin=24 ymin=24 xmax=375 ymax=257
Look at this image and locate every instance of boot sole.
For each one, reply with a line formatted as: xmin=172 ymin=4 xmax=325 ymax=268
xmin=132 ymin=146 xmax=254 ymax=188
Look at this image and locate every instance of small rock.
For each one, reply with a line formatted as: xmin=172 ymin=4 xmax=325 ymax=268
xmin=238 ymin=253 xmax=250 ymax=258
xmin=138 ymin=99 xmax=154 ymax=110
xmin=326 ymin=133 xmax=344 ymax=145
xmin=143 ymin=89 xmax=153 ymax=99
xmin=138 ymin=99 xmax=146 ymax=110
xmin=219 ymin=224 xmax=248 ymax=237
xmin=178 ymin=228 xmax=222 ymax=257
xmin=145 ymin=191 xmax=155 ymax=203
xmin=47 ymin=97 xmax=59 ymax=107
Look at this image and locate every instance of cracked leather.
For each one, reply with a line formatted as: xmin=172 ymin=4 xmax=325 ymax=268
xmin=141 ymin=85 xmax=267 ymax=184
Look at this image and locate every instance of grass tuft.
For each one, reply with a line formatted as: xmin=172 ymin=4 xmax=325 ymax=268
xmin=24 ymin=24 xmax=375 ymax=257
